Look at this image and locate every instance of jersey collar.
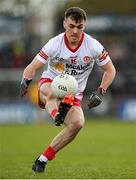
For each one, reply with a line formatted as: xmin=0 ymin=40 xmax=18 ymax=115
xmin=64 ymin=32 xmax=84 ymax=53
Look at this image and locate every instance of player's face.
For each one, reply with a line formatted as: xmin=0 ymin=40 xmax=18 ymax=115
xmin=63 ymin=17 xmax=85 ymax=44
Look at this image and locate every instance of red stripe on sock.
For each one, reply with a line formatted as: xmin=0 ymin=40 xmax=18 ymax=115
xmin=42 ymin=146 xmax=56 ymax=160
xmin=50 ymin=108 xmax=58 ymax=119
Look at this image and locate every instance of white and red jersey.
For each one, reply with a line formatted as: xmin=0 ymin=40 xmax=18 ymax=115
xmin=36 ymin=32 xmax=110 ymax=100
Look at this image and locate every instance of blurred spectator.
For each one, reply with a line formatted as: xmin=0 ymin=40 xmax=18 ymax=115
xmin=11 ymin=40 xmax=25 ymax=68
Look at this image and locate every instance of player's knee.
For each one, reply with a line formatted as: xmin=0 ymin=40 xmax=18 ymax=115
xmin=68 ymin=122 xmax=83 ymax=139
xmin=70 ymin=119 xmax=84 ymax=133
xmin=75 ymin=119 xmax=84 ymax=131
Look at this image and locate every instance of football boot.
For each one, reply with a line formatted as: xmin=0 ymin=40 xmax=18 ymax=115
xmin=55 ymin=94 xmax=75 ymax=126
xmin=32 ymin=158 xmax=47 ymax=173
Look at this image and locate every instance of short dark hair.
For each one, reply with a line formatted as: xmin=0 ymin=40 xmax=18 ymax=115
xmin=64 ymin=7 xmax=87 ymax=23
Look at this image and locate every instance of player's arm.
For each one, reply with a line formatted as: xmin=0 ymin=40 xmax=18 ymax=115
xmin=88 ymin=58 xmax=116 ymax=109
xmin=23 ymin=58 xmax=44 ymax=79
xmin=99 ymin=58 xmax=116 ymax=91
xmin=20 ymin=58 xmax=44 ymax=97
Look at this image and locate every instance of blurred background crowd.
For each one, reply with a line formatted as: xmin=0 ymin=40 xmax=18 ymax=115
xmin=0 ymin=0 xmax=136 ymax=123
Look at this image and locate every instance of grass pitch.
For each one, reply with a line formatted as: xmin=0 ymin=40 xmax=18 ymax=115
xmin=0 ymin=118 xmax=136 ymax=179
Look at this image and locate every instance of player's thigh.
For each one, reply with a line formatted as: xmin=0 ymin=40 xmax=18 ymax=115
xmin=64 ymin=106 xmax=85 ymax=128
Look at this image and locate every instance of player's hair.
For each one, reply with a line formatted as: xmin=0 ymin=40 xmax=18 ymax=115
xmin=64 ymin=7 xmax=87 ymax=23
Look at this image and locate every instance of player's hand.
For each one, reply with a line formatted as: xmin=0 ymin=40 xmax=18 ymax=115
xmin=88 ymin=87 xmax=106 ymax=109
xmin=20 ymin=78 xmax=32 ymax=97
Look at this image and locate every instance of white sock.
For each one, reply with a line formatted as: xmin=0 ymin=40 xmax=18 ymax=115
xmin=38 ymin=155 xmax=48 ymax=162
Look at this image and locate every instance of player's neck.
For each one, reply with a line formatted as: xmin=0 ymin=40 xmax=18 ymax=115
xmin=68 ymin=41 xmax=80 ymax=49
xmin=68 ymin=36 xmax=81 ymax=48
xmin=64 ymin=32 xmax=84 ymax=51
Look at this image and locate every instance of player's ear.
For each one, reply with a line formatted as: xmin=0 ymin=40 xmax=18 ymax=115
xmin=63 ymin=20 xmax=66 ymax=29
xmin=82 ymin=22 xmax=86 ymax=31
xmin=83 ymin=25 xmax=85 ymax=31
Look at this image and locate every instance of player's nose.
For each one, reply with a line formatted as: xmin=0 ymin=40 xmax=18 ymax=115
xmin=73 ymin=27 xmax=78 ymax=34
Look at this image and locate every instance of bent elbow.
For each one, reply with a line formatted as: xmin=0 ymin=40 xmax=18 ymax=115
xmin=112 ymin=66 xmax=116 ymax=79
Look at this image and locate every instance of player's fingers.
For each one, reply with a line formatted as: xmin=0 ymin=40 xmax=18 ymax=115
xmin=88 ymin=99 xmax=95 ymax=108
xmin=20 ymin=87 xmax=27 ymax=97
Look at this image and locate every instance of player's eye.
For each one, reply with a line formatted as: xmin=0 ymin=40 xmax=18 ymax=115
xmin=69 ymin=24 xmax=84 ymax=30
xmin=69 ymin=25 xmax=75 ymax=29
xmin=77 ymin=25 xmax=83 ymax=29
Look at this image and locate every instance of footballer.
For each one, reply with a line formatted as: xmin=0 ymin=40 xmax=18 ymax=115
xmin=20 ymin=7 xmax=116 ymax=173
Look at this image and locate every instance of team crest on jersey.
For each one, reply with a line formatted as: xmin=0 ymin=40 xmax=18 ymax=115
xmin=83 ymin=56 xmax=92 ymax=64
